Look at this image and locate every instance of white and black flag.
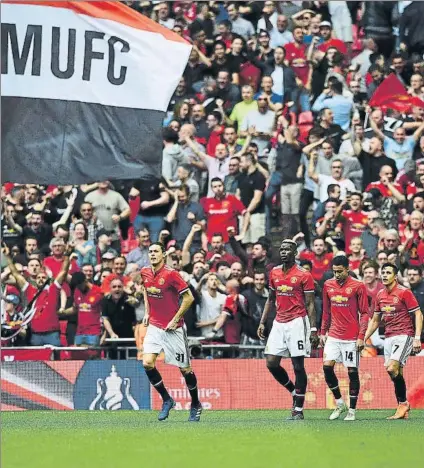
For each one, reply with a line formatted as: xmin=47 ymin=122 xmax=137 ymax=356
xmin=1 ymin=0 xmax=191 ymax=184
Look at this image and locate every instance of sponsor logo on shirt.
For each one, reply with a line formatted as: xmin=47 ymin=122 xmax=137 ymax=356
xmin=382 ymin=305 xmax=396 ymax=316
xmin=146 ymin=286 xmax=162 ymax=298
xmin=331 ymin=295 xmax=349 ymax=304
xmin=277 ymin=285 xmax=294 ymax=293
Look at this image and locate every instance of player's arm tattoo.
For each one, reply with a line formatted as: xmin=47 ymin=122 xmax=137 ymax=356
xmin=305 ymin=291 xmax=317 ymax=329
xmin=173 ymin=289 xmax=195 ymax=323
xmin=260 ymin=290 xmax=276 ymax=325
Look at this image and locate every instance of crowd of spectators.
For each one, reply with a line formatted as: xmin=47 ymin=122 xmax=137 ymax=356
xmin=2 ymin=1 xmax=424 ymax=357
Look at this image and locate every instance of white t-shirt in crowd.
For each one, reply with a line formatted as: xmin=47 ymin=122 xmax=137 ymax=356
xmin=317 ymin=174 xmax=356 ymax=202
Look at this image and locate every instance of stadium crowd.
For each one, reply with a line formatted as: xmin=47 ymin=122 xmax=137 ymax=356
xmin=2 ymin=1 xmax=424 ymax=357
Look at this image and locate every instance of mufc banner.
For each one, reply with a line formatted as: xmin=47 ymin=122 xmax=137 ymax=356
xmin=1 ymin=1 xmax=191 ymax=184
xmin=1 ymin=358 xmax=424 ymax=411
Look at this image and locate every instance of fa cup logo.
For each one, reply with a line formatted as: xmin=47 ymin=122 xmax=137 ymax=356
xmin=89 ymin=365 xmax=139 ymax=410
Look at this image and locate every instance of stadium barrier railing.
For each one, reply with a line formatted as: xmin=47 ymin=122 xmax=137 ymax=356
xmin=1 ymin=343 xmax=423 ymax=411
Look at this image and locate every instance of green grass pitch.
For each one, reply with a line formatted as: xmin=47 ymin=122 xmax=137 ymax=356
xmin=2 ymin=410 xmax=423 ymax=468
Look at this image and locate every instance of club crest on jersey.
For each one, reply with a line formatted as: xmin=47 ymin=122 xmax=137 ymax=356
xmin=290 ymin=277 xmax=298 ymax=284
xmin=331 ymin=295 xmax=348 ymax=303
xmin=323 ymin=259 xmax=329 ymax=265
xmin=393 ymin=297 xmax=399 ymax=304
xmin=346 ymin=288 xmax=352 ymax=294
xmin=158 ymin=278 xmax=165 ymax=285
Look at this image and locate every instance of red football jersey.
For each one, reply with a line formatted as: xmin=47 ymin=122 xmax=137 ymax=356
xmin=348 ymin=257 xmax=363 ymax=272
xmin=222 ymin=294 xmax=245 ymax=344
xmin=201 ymin=195 xmax=246 ymax=242
xmin=374 ymin=283 xmax=419 ymax=337
xmin=365 ymin=181 xmax=403 ymax=198
xmin=43 ymin=256 xmax=79 ymax=277
xmin=365 ymin=281 xmax=385 ymax=313
xmin=318 ymin=38 xmax=348 ymax=55
xmin=321 ymin=277 xmax=370 ymax=340
xmin=284 ymin=42 xmax=309 ymax=84
xmin=342 ymin=210 xmax=369 ymax=252
xmin=299 ymin=250 xmax=333 ymax=281
xmin=23 ymin=281 xmax=61 ymax=333
xmin=141 ymin=265 xmax=189 ymax=330
xmin=406 ymin=183 xmax=419 ymax=199
xmin=269 ymin=264 xmax=315 ymax=323
xmin=74 ymin=285 xmax=103 ymax=336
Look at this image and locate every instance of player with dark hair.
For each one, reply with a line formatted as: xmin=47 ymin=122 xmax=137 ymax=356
xmin=362 ymin=263 xmax=423 ymax=419
xmin=141 ymin=242 xmax=202 ymax=422
xmin=258 ymin=239 xmax=318 ymax=420
xmin=320 ymin=255 xmax=370 ymax=421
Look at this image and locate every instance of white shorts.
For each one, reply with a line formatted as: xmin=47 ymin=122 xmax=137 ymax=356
xmin=143 ymin=324 xmax=190 ymax=368
xmin=384 ymin=335 xmax=413 ymax=367
xmin=323 ymin=337 xmax=359 ymax=368
xmin=265 ymin=316 xmax=311 ymax=358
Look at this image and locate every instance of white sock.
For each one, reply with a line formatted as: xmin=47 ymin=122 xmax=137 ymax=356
xmin=294 ymin=406 xmax=303 ymax=412
xmin=336 ymin=398 xmax=344 ymax=406
xmin=348 ymin=408 xmax=356 ymax=412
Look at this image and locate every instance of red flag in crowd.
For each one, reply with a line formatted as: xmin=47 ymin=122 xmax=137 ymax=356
xmin=369 ymin=73 xmax=424 ymax=112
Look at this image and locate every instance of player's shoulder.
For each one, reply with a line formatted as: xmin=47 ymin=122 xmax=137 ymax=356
xmin=295 ymin=264 xmax=311 ymax=276
xmin=349 ymin=277 xmax=365 ymax=287
xmin=375 ymin=287 xmax=386 ymax=299
xmin=164 ymin=265 xmax=177 ymax=274
xmin=140 ymin=266 xmax=152 ymax=276
xmin=271 ymin=265 xmax=282 ymax=274
xmin=396 ymin=284 xmax=411 ymax=295
xmin=323 ymin=277 xmax=336 ymax=288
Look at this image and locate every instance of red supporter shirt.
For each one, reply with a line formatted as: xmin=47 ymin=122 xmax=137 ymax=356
xmin=348 ymin=257 xmax=363 ymax=272
xmin=318 ymin=39 xmax=348 ymax=55
xmin=284 ymin=42 xmax=309 ymax=84
xmin=365 ymin=181 xmax=403 ymax=198
xmin=374 ymin=283 xmax=419 ymax=337
xmin=23 ymin=282 xmax=61 ymax=333
xmin=43 ymin=256 xmax=79 ymax=299
xmin=43 ymin=256 xmax=79 ymax=277
xmin=299 ymin=250 xmax=333 ymax=281
xmin=269 ymin=264 xmax=315 ymax=323
xmin=222 ymin=294 xmax=245 ymax=344
xmin=321 ymin=277 xmax=370 ymax=340
xmin=201 ymin=195 xmax=246 ymax=242
xmin=406 ymin=183 xmax=420 ymax=199
xmin=342 ymin=210 xmax=369 ymax=252
xmin=206 ymin=128 xmax=224 ymax=156
xmin=101 ymin=274 xmax=131 ymax=295
xmin=74 ymin=285 xmax=103 ymax=336
xmin=141 ymin=265 xmax=189 ymax=330
xmin=365 ymin=281 xmax=385 ymax=312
